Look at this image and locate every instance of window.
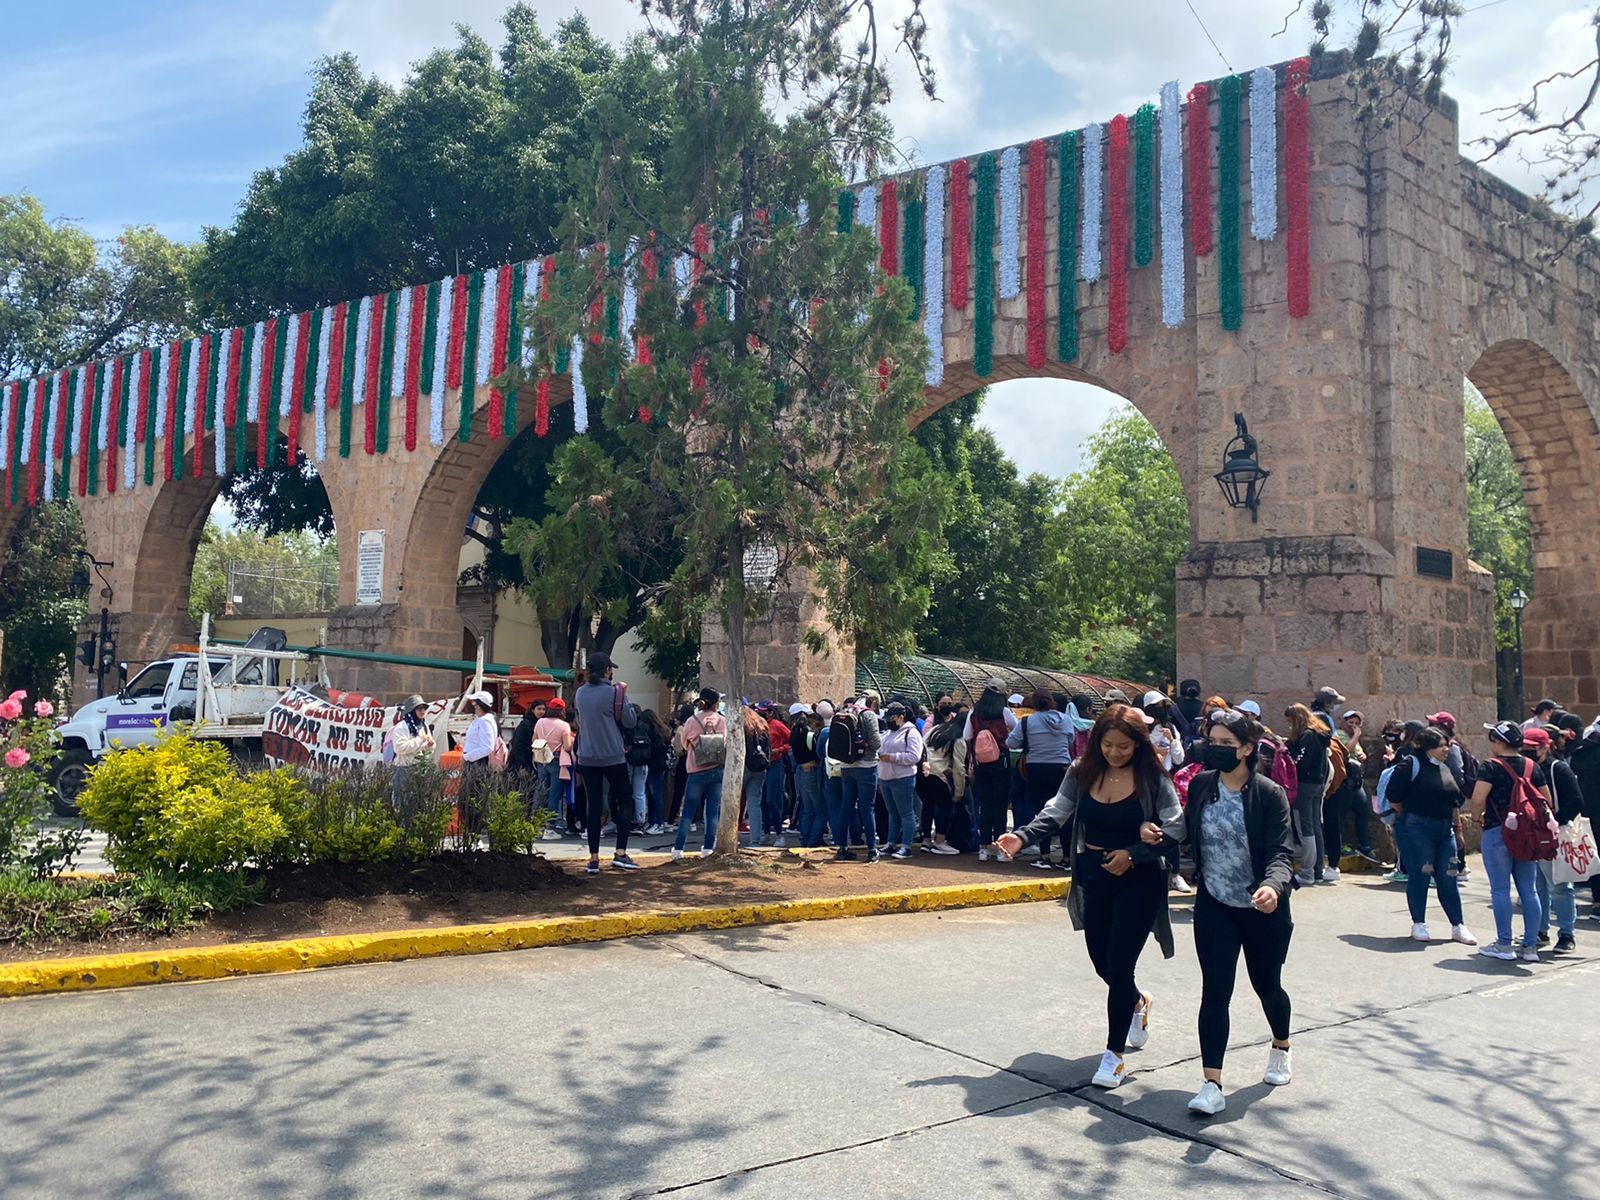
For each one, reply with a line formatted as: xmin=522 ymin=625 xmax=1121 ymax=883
xmin=123 ymin=664 xmax=173 ymax=700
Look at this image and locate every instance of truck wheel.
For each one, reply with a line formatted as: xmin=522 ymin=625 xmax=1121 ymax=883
xmin=49 ymin=748 xmax=94 ymax=817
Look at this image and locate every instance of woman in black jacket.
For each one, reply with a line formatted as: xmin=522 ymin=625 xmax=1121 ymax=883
xmin=1385 ymin=727 xmax=1476 ymax=946
xmin=1183 ymin=708 xmax=1297 ymax=1117
xmin=1283 ymin=703 xmax=1332 ymax=885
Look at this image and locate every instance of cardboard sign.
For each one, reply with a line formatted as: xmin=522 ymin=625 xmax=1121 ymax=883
xmin=263 ymin=687 xmax=448 ymax=773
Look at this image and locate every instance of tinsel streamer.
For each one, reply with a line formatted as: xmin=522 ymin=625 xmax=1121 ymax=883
xmin=879 ymin=179 xmax=899 ymax=276
xmin=71 ymin=366 xmax=87 ymax=496
xmin=405 ymin=284 xmax=426 ymax=450
xmin=604 ymin=246 xmax=621 ymax=348
xmin=43 ymin=374 xmax=59 ymax=502
xmin=837 ymin=189 xmax=856 ymax=233
xmin=125 ymin=351 xmax=142 ymax=491
xmin=1107 ymin=115 xmax=1130 ymax=354
xmin=1 ymin=384 xmax=12 ymax=506
xmin=973 ymin=154 xmax=996 ymax=378
xmin=246 ymin=321 xmax=265 ymax=423
xmin=1081 ymin=123 xmax=1104 ymax=281
xmin=301 ymin=310 xmax=320 ymax=420
xmin=260 ymin=317 xmax=282 ymax=470
xmin=286 ymin=311 xmax=310 ymax=464
xmin=673 ymin=253 xmax=691 ymax=301
xmin=1134 ymin=103 xmax=1157 ymax=269
xmin=193 ymin=335 xmax=211 ymax=478
xmin=84 ymin=362 xmax=101 ymax=494
xmin=156 ymin=343 xmax=173 ymax=482
xmin=552 ymin=257 xmax=570 ymax=376
xmin=165 ymin=342 xmax=183 ymax=481
xmin=55 ymin=370 xmax=71 ymax=498
xmin=314 ymin=307 xmax=333 ymax=462
xmin=392 ymin=285 xmax=411 ymax=410
xmin=419 ymin=280 xmax=442 ymax=393
xmin=376 ymin=289 xmax=398 ymax=454
xmin=517 ymin=260 xmax=539 ymax=368
xmin=1249 ymin=65 xmax=1279 ymax=240
xmin=27 ymin=378 xmax=43 ymax=503
xmin=586 ymin=246 xmax=605 ymax=345
xmin=620 ymin=238 xmax=639 ymax=361
xmin=459 ymin=270 xmax=484 ymax=442
xmin=922 ymin=163 xmax=946 ymax=386
xmin=1187 ymin=83 xmax=1214 ymax=256
xmin=504 ymin=262 xmax=524 ymax=432
xmin=183 ymin=339 xmax=199 ymax=436
xmin=1159 ymin=80 xmax=1186 ymax=328
xmin=1285 ymin=57 xmax=1312 ymax=318
xmin=488 ymin=263 xmax=513 ymax=437
xmin=856 ymin=184 xmax=877 ymax=234
xmin=8 ymin=382 xmax=22 ymax=506
xmin=1218 ymin=74 xmax=1244 ymax=331
xmin=571 ymin=336 xmax=588 ymax=433
xmin=351 ymin=297 xmax=372 ymax=411
xmin=535 ymin=374 xmax=550 ymax=437
xmin=116 ymin=352 xmax=133 ymax=493
xmin=339 ymin=298 xmax=359 ymax=458
xmin=635 ymin=243 xmax=655 ymax=367
xmin=1025 ymin=139 xmax=1048 ymax=368
xmin=1058 ymin=130 xmax=1080 ymax=362
xmin=902 ymin=196 xmax=923 ymax=319
xmin=20 ymin=378 xmax=34 ymax=469
xmin=431 ymin=276 xmax=455 ymax=447
xmin=949 ymin=158 xmax=970 ymax=309
xmin=98 ymin=357 xmax=114 ymax=451
xmin=214 ymin=332 xmax=234 ymax=477
xmin=998 ymin=146 xmax=1022 ymax=299
xmin=363 ymin=294 xmax=384 ymax=455
xmin=203 ymin=332 xmax=220 ymax=434
xmin=235 ymin=325 xmax=254 ymax=474
xmin=142 ymin=348 xmax=157 ymax=487
xmin=477 ymin=263 xmax=500 ymax=397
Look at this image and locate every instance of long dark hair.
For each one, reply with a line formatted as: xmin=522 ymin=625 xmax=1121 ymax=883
xmin=1069 ymin=704 xmax=1165 ymax=794
xmin=973 ymin=685 xmax=1007 ymax=722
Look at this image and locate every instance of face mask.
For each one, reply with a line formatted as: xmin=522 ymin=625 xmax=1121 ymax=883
xmin=1203 ymin=744 xmax=1241 ymax=773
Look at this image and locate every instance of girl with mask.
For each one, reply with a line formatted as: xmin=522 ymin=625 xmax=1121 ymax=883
xmin=1182 ymin=708 xmax=1297 ymax=1116
xmin=1383 ymin=727 xmax=1477 ymax=946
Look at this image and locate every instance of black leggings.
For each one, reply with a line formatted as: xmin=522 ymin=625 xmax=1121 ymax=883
xmin=1195 ymin=885 xmax=1293 ymax=1071
xmin=973 ymin=760 xmax=1010 ymax=846
xmin=578 ymin=763 xmax=633 ymax=857
xmin=1076 ymin=854 xmax=1166 ymax=1054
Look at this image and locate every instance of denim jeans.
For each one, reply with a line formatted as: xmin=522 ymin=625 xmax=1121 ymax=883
xmin=822 ymin=772 xmax=842 ymax=845
xmin=882 ymin=775 xmax=919 ymax=850
xmin=646 ymin=763 xmax=666 ymax=826
xmin=1536 ymin=860 xmax=1577 ymax=938
xmin=744 ymin=769 xmax=769 ymax=846
xmin=1480 ymin=824 xmax=1543 ymax=948
xmin=674 ymin=769 xmax=725 ymax=853
xmin=629 ymin=764 xmax=649 ymax=825
xmin=763 ymin=763 xmax=786 ymax=839
xmin=835 ymin=766 xmax=879 ymax=854
xmin=1394 ymin=813 xmax=1465 ymax=926
xmin=536 ymin=761 xmax=563 ymax=814
xmin=795 ymin=764 xmax=827 ymax=846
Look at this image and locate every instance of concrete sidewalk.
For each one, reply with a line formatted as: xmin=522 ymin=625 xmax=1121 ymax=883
xmin=4 ymin=874 xmax=1594 ymax=1199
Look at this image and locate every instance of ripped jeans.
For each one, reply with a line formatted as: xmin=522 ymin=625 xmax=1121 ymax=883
xmin=1394 ymin=813 xmax=1465 ymax=927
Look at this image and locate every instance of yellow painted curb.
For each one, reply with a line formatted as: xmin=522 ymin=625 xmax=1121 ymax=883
xmin=0 ymin=876 xmax=1070 ymax=1000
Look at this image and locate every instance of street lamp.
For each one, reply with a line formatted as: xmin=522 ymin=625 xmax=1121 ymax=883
xmin=1214 ymin=413 xmax=1270 ymax=523
xmin=1509 ymin=586 xmax=1528 ymax=721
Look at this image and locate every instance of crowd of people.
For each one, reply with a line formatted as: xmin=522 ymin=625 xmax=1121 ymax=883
xmin=414 ymin=663 xmax=1592 ymax=1114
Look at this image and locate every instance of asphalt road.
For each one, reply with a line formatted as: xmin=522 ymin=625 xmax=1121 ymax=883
xmin=4 ymin=875 xmax=1597 ymax=1199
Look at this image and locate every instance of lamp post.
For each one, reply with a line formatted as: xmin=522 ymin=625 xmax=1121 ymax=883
xmin=1214 ymin=413 xmax=1270 ymax=523
xmin=1509 ymin=586 xmax=1528 ymax=721
xmin=69 ymin=553 xmax=116 ymax=698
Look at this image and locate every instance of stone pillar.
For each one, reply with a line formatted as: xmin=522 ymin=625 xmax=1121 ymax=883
xmin=700 ymin=583 xmax=856 ymax=705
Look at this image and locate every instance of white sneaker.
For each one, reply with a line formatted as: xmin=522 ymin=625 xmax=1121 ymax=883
xmin=1127 ymin=993 xmax=1152 ymax=1050
xmin=699 ymin=848 xmax=714 ymax=858
xmin=1091 ymin=1050 xmax=1126 ymax=1089
xmin=1170 ymin=875 xmax=1193 ymax=894
xmin=929 ymin=842 xmax=960 ymax=855
xmin=671 ymin=848 xmax=683 ymax=862
xmin=1411 ymin=923 xmax=1431 ymax=942
xmin=1520 ymin=946 xmax=1541 ymax=962
xmin=1020 ymin=845 xmax=1041 ymax=857
xmin=1264 ymin=1046 xmax=1292 ymax=1086
xmin=978 ymin=848 xmax=990 ymax=862
xmin=1187 ymin=1081 xmax=1226 ymax=1116
xmin=1293 ymin=872 xmax=1317 ymax=887
xmin=1323 ymin=866 xmax=1340 ymax=881
xmin=774 ymin=837 xmax=787 ymax=848
xmin=1478 ymin=943 xmax=1517 ymax=961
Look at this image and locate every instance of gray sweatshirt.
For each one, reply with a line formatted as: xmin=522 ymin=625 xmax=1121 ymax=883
xmin=573 ymin=680 xmax=638 ymax=768
xmin=1007 ymin=710 xmax=1077 ymax=765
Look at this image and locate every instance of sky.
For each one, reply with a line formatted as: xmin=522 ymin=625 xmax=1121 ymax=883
xmin=2 ymin=0 xmax=1593 ymax=478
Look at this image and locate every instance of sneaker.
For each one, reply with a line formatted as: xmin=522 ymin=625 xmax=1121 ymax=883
xmin=1293 ymin=872 xmax=1317 ymax=887
xmin=1555 ymin=934 xmax=1576 ymax=954
xmin=834 ymin=849 xmax=858 ymax=862
xmin=1020 ymin=845 xmax=1041 ymax=857
xmin=1356 ymin=847 xmax=1382 ymax=864
xmin=1478 ymin=943 xmax=1517 ymax=961
xmin=1033 ymin=859 xmax=1055 ymax=870
xmin=978 ymin=848 xmax=990 ymax=862
xmin=1264 ymin=1047 xmax=1292 ymax=1086
xmin=1127 ymin=993 xmax=1152 ymax=1050
xmin=1520 ymin=946 xmax=1541 ymax=962
xmin=585 ymin=861 xmax=600 ymax=875
xmin=1170 ymin=875 xmax=1193 ymax=894
xmin=1382 ymin=869 xmax=1408 ymax=884
xmin=699 ymin=848 xmax=714 ymax=858
xmin=690 ymin=823 xmax=699 ymax=832
xmin=1187 ymin=1081 xmax=1226 ymax=1116
xmin=1323 ymin=866 xmax=1340 ymax=882
xmin=612 ymin=854 xmax=641 ymax=871
xmin=1091 ymin=1051 xmax=1126 ymax=1089
xmin=1456 ymin=864 xmax=1470 ymax=881
xmin=774 ymin=837 xmax=787 ymax=849
xmin=892 ymin=846 xmax=911 ymax=860
xmin=996 ymin=850 xmax=1014 ymax=863
xmin=1537 ymin=932 xmax=1551 ymax=947
xmin=1451 ymin=925 xmax=1478 ymax=946
xmin=541 ymin=828 xmax=563 ymax=841
xmin=929 ymin=842 xmax=960 ymax=855
xmin=1411 ymin=923 xmax=1431 ymax=942
xmin=671 ymin=848 xmax=684 ymax=862
xmin=867 ymin=851 xmax=881 ymax=863
xmin=601 ymin=823 xmax=616 ymax=835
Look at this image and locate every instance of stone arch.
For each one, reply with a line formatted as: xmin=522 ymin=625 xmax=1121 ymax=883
xmin=1467 ymin=339 xmax=1600 ymax=708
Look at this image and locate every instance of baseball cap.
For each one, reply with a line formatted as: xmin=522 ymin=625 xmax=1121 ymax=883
xmin=1343 ymin=709 xmax=1363 ymax=721
xmin=861 ymin=688 xmax=882 ymax=705
xmin=1425 ymin=711 xmax=1456 ymax=730
xmin=788 ymin=702 xmax=811 ymax=716
xmin=1008 ymin=693 xmax=1024 ymax=706
xmin=586 ymin=651 xmax=615 ymax=673
xmin=464 ymin=689 xmax=494 ymax=708
xmin=547 ymin=697 xmax=566 ymax=711
xmin=1104 ymin=688 xmax=1131 ymax=705
xmin=1237 ymin=700 xmax=1262 ymax=717
xmin=1484 ymin=720 xmax=1524 ymax=747
xmin=1141 ymin=690 xmax=1168 ymax=708
xmin=1314 ymin=685 xmax=1346 ymax=706
xmin=1532 ymin=697 xmax=1559 ymax=713
xmin=1522 ymin=726 xmax=1553 ymax=748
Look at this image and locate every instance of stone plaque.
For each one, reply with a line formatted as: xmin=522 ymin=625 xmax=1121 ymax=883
xmin=356 ymin=530 xmax=386 ymax=605
xmin=1415 ymin=546 xmax=1454 ymax=580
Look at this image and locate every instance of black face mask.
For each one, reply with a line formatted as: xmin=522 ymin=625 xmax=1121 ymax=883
xmin=1203 ymin=744 xmax=1242 ymax=773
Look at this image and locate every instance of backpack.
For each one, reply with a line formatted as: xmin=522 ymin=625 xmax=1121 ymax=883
xmin=1458 ymin=742 xmax=1479 ymax=791
xmin=746 ymin=729 xmax=772 ymax=773
xmin=974 ymin=728 xmax=1002 ymax=765
xmin=1497 ymin=757 xmax=1559 ymax=862
xmin=1264 ymin=738 xmax=1298 ymax=804
xmin=1373 ymin=756 xmax=1419 ymax=824
xmin=691 ymin=713 xmax=727 ymax=768
xmin=1172 ymin=762 xmax=1202 ymax=807
xmin=829 ymin=709 xmax=868 ymax=764
xmin=488 ymin=736 xmax=510 ymax=772
xmin=1327 ymin=735 xmax=1348 ymax=797
xmin=626 ymin=722 xmax=653 ymax=767
xmin=532 ymin=737 xmax=555 ymax=765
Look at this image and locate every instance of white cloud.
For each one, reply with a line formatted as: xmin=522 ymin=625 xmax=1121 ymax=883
xmin=976 ymin=379 xmax=1131 ymax=477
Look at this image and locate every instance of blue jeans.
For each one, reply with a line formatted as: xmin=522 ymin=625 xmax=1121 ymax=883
xmin=795 ymin=765 xmax=827 ymax=846
xmin=629 ymin=764 xmax=649 ymax=826
xmin=1536 ymin=860 xmax=1577 ymax=938
xmin=835 ymin=766 xmax=879 ymax=854
xmin=1480 ymin=825 xmax=1543 ymax=948
xmin=674 ymin=769 xmax=725 ymax=853
xmin=1395 ymin=813 xmax=1464 ymax=926
xmin=882 ymin=775 xmax=918 ymax=850
xmin=822 ymin=772 xmax=842 ymax=845
xmin=536 ymin=761 xmax=563 ymax=814
xmin=646 ymin=764 xmax=666 ymax=826
xmin=763 ymin=763 xmax=786 ymax=839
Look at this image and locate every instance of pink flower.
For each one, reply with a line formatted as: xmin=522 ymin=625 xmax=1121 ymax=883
xmin=6 ymin=690 xmax=23 ymax=703
xmin=33 ymin=700 xmax=54 ymax=718
xmin=0 ymin=700 xmax=21 ymax=721
xmin=4 ymin=747 xmax=29 ymax=769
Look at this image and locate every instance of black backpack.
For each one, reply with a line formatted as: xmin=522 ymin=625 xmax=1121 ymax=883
xmin=746 ymin=730 xmax=772 ymax=772
xmin=829 ymin=710 xmax=868 ymax=763
xmin=626 ymin=722 xmax=653 ymax=767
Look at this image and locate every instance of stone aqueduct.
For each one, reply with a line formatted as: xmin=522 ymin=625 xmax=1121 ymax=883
xmin=6 ymin=60 xmax=1600 ymax=724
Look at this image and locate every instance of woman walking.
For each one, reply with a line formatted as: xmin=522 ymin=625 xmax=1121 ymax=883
xmin=1182 ymin=709 xmax=1297 ymax=1116
xmin=1384 ymin=727 xmax=1477 ymax=946
xmin=1469 ymin=721 xmax=1550 ymax=961
xmin=999 ymin=705 xmax=1184 ymax=1090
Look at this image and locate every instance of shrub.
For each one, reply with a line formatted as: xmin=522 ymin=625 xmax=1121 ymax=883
xmin=0 ymin=867 xmax=259 ymax=946
xmin=276 ymin=763 xmax=454 ymax=864
xmin=485 ymin=789 xmax=550 ymax=855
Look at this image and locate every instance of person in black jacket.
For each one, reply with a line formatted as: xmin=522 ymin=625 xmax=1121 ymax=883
xmin=1385 ymin=727 xmax=1476 ymax=946
xmin=1526 ymin=725 xmax=1582 ymax=953
xmin=1182 ymin=708 xmax=1297 ymax=1117
xmin=1283 ymin=703 xmax=1332 ymax=885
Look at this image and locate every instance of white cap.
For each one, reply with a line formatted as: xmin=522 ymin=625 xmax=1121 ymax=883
xmin=1141 ymin=690 xmax=1167 ymax=707
xmin=788 ymin=702 xmax=811 ymax=716
xmin=464 ymin=690 xmax=494 ymax=708
xmin=1008 ymin=693 xmax=1024 ymax=706
xmin=1237 ymin=700 xmax=1262 ymax=717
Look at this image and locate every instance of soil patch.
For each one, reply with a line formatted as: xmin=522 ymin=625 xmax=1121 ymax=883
xmin=0 ymin=851 xmax=1066 ymax=964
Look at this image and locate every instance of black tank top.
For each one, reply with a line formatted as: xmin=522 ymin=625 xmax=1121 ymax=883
xmin=1079 ymin=791 xmax=1143 ymax=850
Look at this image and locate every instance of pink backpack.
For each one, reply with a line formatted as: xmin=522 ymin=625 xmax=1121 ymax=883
xmin=1264 ymin=739 xmax=1298 ymax=803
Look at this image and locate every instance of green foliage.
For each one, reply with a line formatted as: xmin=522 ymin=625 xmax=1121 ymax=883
xmin=485 ymin=789 xmax=549 ymax=854
xmin=0 ymin=699 xmax=63 ymax=872
xmin=274 ymin=764 xmax=453 ymax=864
xmin=188 ymin=519 xmax=340 ymax=624
xmin=1463 ymin=385 xmax=1532 ymax=650
xmin=0 ymin=504 xmax=87 ymax=700
xmin=0 ymin=868 xmax=259 ymax=946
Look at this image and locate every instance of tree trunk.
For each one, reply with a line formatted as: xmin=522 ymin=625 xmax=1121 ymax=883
xmin=715 ymin=590 xmax=747 ymax=856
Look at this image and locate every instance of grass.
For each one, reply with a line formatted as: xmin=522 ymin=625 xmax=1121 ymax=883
xmin=0 ymin=869 xmax=261 ymax=947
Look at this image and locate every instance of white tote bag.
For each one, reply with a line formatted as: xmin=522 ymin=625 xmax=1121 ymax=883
xmin=1553 ymin=816 xmax=1600 ymax=885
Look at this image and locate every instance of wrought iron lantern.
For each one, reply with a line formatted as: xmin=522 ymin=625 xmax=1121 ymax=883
xmin=1214 ymin=413 xmax=1270 ymax=523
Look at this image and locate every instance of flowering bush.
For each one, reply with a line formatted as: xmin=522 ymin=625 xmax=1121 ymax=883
xmin=0 ymin=690 xmax=62 ymax=872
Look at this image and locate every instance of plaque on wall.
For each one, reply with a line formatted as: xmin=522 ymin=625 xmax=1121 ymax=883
xmin=1415 ymin=546 xmax=1454 ymax=580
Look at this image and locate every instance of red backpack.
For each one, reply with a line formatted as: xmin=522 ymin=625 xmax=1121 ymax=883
xmin=1264 ymin=738 xmax=1298 ymax=804
xmin=1498 ymin=757 xmax=1559 ymax=862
